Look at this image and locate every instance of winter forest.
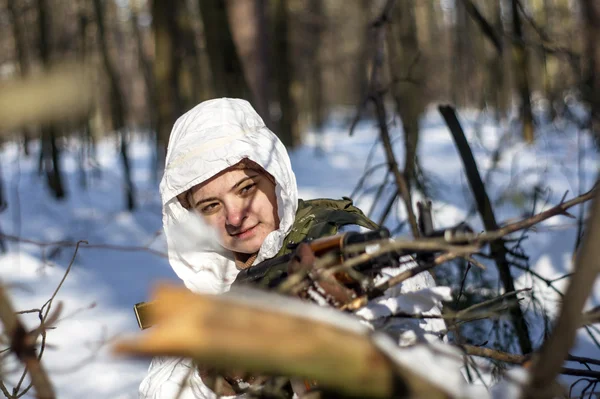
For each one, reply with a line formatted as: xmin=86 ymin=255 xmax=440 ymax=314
xmin=1 ymin=0 xmax=599 ymax=398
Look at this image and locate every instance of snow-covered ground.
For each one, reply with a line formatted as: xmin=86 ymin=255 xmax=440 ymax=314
xmin=0 ymin=106 xmax=598 ymax=398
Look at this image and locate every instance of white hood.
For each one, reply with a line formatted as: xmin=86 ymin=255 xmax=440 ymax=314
xmin=159 ymin=98 xmax=298 ymax=294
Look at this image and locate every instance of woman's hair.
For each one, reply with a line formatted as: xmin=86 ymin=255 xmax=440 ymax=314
xmin=177 ymin=158 xmax=276 ymax=210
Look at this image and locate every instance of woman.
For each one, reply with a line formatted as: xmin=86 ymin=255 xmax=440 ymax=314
xmin=140 ymin=98 xmax=445 ymax=398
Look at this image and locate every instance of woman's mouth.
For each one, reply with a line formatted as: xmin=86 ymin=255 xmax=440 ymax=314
xmin=231 ymin=224 xmax=258 ymax=240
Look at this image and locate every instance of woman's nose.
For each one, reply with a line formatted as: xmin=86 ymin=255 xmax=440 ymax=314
xmin=225 ymin=201 xmax=246 ymax=227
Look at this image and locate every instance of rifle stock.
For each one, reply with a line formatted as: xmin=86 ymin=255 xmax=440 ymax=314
xmin=133 ymin=229 xmax=391 ymax=330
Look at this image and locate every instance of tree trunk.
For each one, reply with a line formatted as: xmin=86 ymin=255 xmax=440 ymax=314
xmin=37 ymin=0 xmax=66 ymax=199
xmin=227 ymin=0 xmax=272 ymax=126
xmin=307 ymin=0 xmax=324 ymax=132
xmin=182 ymin=8 xmax=204 ymax=111
xmin=198 ymin=0 xmax=253 ymax=101
xmin=511 ymin=0 xmax=535 ymax=143
xmin=77 ymin=7 xmax=91 ymax=189
xmin=272 ymin=0 xmax=299 ymax=147
xmin=490 ymin=0 xmax=507 ymax=120
xmin=130 ymin=1 xmax=156 ymax=133
xmin=152 ymin=0 xmax=183 ymax=175
xmin=580 ymin=0 xmax=600 ymax=137
xmin=387 ymin=0 xmax=424 ymax=190
xmin=7 ymin=0 xmax=33 ymax=156
xmin=93 ymin=0 xmax=135 ymax=210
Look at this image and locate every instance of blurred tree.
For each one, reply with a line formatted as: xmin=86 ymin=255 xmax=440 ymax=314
xmin=306 ymin=0 xmax=324 ymax=132
xmin=153 ymin=0 xmax=184 ymax=171
xmin=272 ymin=0 xmax=299 ymax=147
xmin=387 ymin=0 xmax=424 ymax=189
xmin=197 ymin=0 xmax=253 ymax=100
xmin=93 ymin=0 xmax=135 ymax=210
xmin=227 ymin=0 xmax=272 ymax=126
xmin=130 ymin=0 xmax=156 ymax=135
xmin=177 ymin=1 xmax=204 ymax=112
xmin=37 ymin=0 xmax=66 ymax=199
xmin=511 ymin=0 xmax=535 ymax=143
xmin=76 ymin=3 xmax=93 ymax=189
xmin=580 ymin=0 xmax=600 ymax=136
xmin=7 ymin=0 xmax=33 ymax=156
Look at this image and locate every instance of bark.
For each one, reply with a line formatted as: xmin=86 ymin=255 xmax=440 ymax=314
xmin=307 ymin=0 xmax=324 ymax=132
xmin=439 ymin=105 xmax=533 ymax=355
xmin=198 ymin=0 xmax=253 ymax=101
xmin=37 ymin=0 xmax=66 ymax=199
xmin=93 ymin=0 xmax=135 ymax=210
xmin=511 ymin=0 xmax=535 ymax=143
xmin=272 ymin=0 xmax=299 ymax=147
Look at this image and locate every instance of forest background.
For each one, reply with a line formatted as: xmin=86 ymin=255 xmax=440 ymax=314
xmin=1 ymin=0 xmax=600 ymax=398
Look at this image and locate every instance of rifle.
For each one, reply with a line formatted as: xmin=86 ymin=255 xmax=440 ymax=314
xmin=134 ymin=228 xmax=393 ymax=330
xmin=133 ymin=202 xmax=473 ymax=329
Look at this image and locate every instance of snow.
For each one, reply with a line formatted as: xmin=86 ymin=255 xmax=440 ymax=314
xmin=0 ymin=106 xmax=598 ymax=397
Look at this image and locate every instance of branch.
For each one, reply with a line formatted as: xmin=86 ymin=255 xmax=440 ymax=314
xmin=113 ymin=283 xmax=450 ymax=398
xmin=478 ymin=188 xmax=595 ymax=243
xmin=460 ymin=0 xmax=503 ymax=54
xmin=0 ymin=285 xmax=55 ymax=399
xmin=460 ymin=344 xmax=528 ymax=365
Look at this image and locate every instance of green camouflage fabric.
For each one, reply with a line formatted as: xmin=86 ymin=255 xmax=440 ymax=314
xmin=276 ymin=197 xmax=379 ymax=257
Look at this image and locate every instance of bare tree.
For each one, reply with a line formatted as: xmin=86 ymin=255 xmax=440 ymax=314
xmin=227 ymin=0 xmax=272 ymax=126
xmin=7 ymin=0 xmax=33 ymax=156
xmin=92 ymin=0 xmax=135 ymax=210
xmin=511 ymin=0 xmax=535 ymax=143
xmin=197 ymin=0 xmax=253 ymax=101
xmin=580 ymin=0 xmax=600 ymax=136
xmin=386 ymin=0 xmax=425 ymax=190
xmin=272 ymin=0 xmax=299 ymax=147
xmin=37 ymin=0 xmax=66 ymax=199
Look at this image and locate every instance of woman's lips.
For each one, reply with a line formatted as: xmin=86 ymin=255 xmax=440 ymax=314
xmin=232 ymin=224 xmax=258 ymax=240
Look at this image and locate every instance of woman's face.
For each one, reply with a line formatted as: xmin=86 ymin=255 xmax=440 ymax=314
xmin=188 ymin=167 xmax=279 ymax=254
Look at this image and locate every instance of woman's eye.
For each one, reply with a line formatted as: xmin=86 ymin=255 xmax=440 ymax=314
xmin=239 ymin=183 xmax=257 ymax=196
xmin=200 ymin=203 xmax=220 ymax=214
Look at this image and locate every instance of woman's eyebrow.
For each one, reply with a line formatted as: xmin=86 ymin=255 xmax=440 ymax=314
xmin=193 ymin=196 xmax=218 ymax=207
xmin=231 ymin=174 xmax=259 ymax=190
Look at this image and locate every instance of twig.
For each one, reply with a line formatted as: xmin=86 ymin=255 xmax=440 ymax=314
xmin=476 ymin=188 xmax=596 ymax=243
xmin=460 ymin=344 xmax=528 ymax=365
xmin=0 ymin=233 xmax=168 ymax=259
xmin=568 ymin=354 xmax=600 ymax=368
xmin=0 ymin=285 xmax=55 ymax=399
xmin=561 ymin=368 xmax=600 ymax=379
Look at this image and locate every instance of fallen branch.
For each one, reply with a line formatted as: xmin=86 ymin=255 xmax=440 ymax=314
xmin=114 ymin=284 xmax=450 ymax=398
